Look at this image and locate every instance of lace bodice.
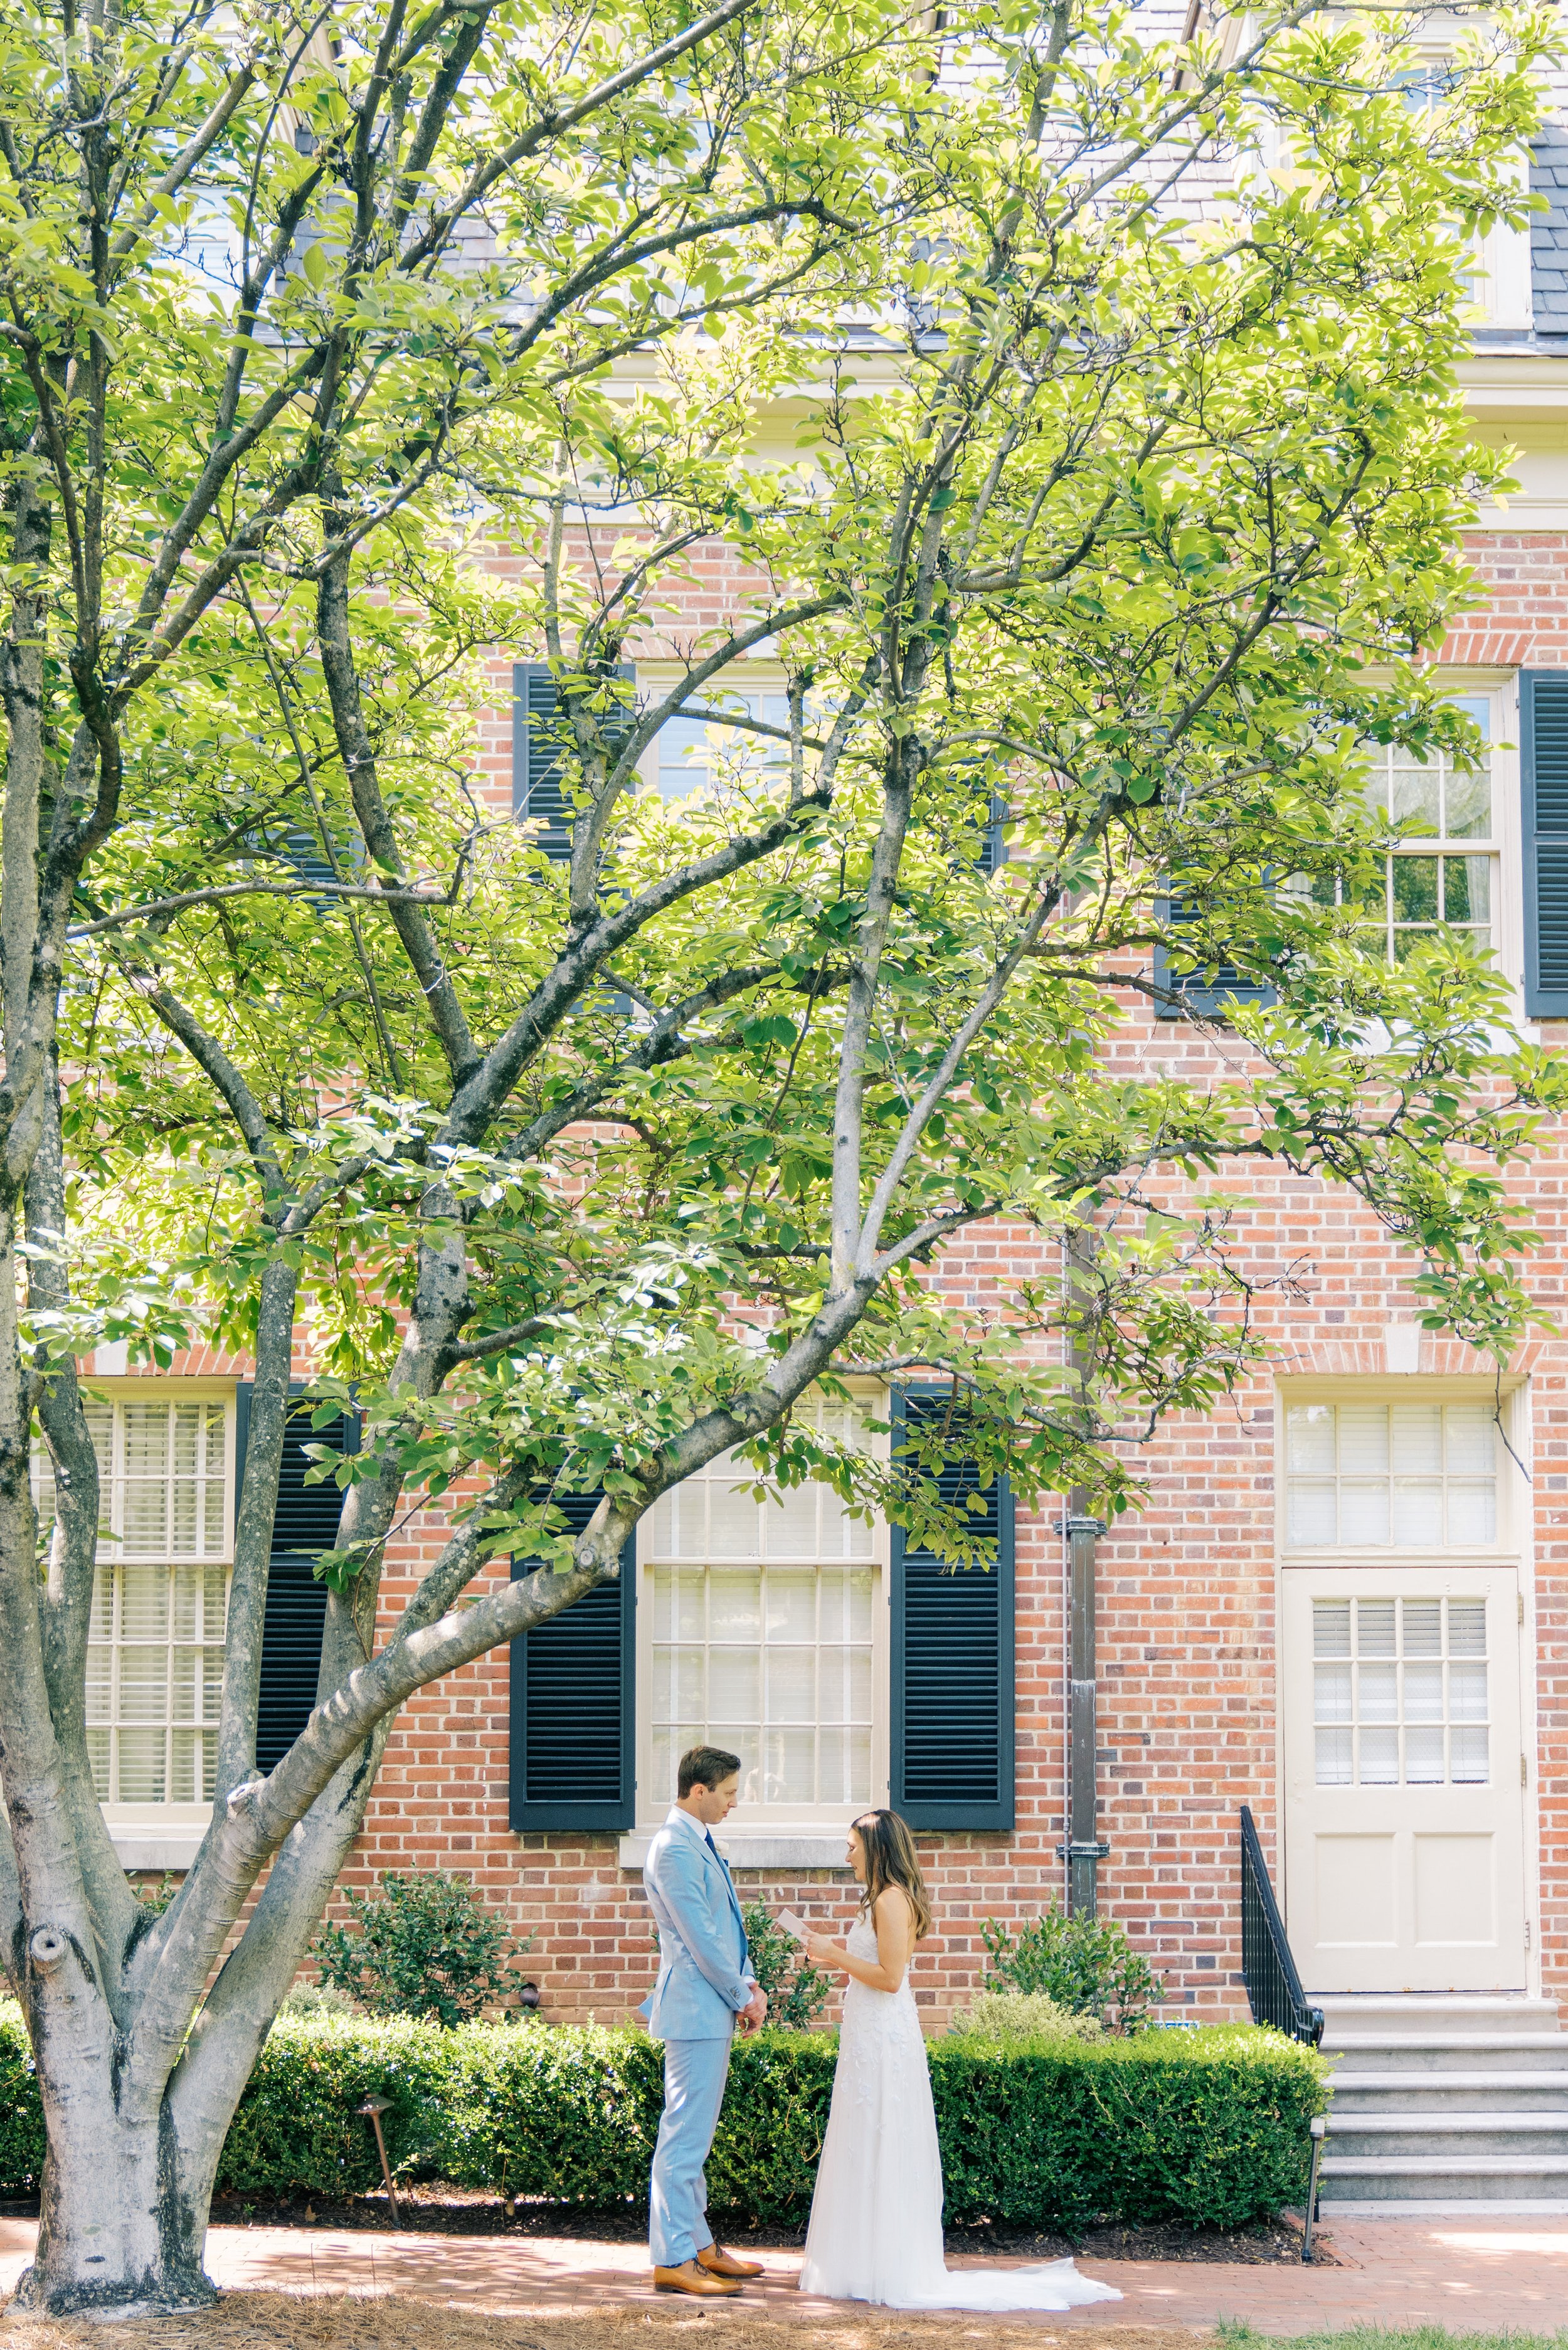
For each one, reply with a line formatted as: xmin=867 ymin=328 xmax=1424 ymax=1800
xmin=838 ymin=1912 xmax=923 ymax=2070
xmin=846 ymin=1911 xmax=914 ymax=1979
xmin=844 ymin=1913 xmax=899 ymax=1975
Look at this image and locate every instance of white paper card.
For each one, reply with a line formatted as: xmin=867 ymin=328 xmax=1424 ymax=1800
xmin=774 ymin=1907 xmax=809 ymax=1942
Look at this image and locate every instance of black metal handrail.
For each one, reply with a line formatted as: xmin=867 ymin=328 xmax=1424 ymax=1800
xmin=1239 ymin=1804 xmax=1324 ymax=2047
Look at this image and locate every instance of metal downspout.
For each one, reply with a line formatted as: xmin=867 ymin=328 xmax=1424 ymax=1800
xmin=1063 ymin=1498 xmax=1108 ymax=1914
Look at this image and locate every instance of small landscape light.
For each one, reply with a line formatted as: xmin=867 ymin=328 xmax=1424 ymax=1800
xmin=356 ymin=2093 xmax=400 ymax=2224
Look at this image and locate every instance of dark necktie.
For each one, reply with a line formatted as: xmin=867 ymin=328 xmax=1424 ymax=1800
xmin=704 ymin=1829 xmax=721 ymax=1863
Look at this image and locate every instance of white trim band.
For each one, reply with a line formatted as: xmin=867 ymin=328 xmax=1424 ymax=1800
xmin=110 ymin=1830 xmax=203 ymax=1870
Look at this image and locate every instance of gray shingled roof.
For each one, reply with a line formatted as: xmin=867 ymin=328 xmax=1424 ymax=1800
xmin=1532 ymin=124 xmax=1568 ymax=336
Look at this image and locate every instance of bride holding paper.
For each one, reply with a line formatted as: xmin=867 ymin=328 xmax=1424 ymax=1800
xmin=792 ymin=1810 xmax=1121 ymax=2313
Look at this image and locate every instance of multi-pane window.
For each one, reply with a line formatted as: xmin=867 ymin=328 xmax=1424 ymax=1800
xmin=1313 ymin=1596 xmax=1489 ymax=1787
xmin=1298 ymin=699 xmax=1495 ymax=961
xmin=647 ymin=1404 xmax=876 ymax=1811
xmin=1285 ymin=1402 xmax=1496 ymax=1548
xmin=33 ymin=1397 xmax=231 ymax=1803
xmin=657 ymin=696 xmax=793 ymax=799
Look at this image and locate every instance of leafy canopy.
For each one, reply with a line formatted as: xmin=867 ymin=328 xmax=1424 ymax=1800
xmin=0 ymin=0 xmax=1556 ymax=2289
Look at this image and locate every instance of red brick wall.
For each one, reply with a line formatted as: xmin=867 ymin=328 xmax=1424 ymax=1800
xmin=339 ymin=1024 xmax=1568 ymax=2030
xmin=332 ymin=1173 xmax=1567 ymax=2030
xmin=150 ymin=522 xmax=1568 ymax=2029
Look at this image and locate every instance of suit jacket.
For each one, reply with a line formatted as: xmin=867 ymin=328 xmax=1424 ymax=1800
xmin=640 ymin=1806 xmax=756 ymax=2040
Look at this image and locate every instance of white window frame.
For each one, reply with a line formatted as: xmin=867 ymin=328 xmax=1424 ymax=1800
xmin=633 ymin=665 xmax=797 ymax=803
xmin=34 ymin=1379 xmax=238 ymax=1840
xmin=1277 ymin=1375 xmax=1520 ymax=1565
xmin=1231 ymin=25 xmax=1534 ymax=334
xmin=654 ymin=694 xmax=796 ymax=801
xmin=1398 ymin=42 xmax=1532 ymax=332
xmin=633 ymin=1385 xmax=891 ymax=1840
xmin=1308 ymin=1586 xmax=1494 ymax=1791
xmin=1333 ymin=676 xmax=1523 ymax=1009
xmin=1432 ymin=679 xmax=1524 ymax=1003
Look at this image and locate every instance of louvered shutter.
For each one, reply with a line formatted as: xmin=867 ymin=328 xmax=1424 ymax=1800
xmin=513 ymin=663 xmax=636 ymax=862
xmin=1153 ymin=892 xmax=1277 ymax=1020
xmin=278 ymin=824 xmax=337 ymax=904
xmin=889 ymin=1390 xmax=1014 ymax=1831
xmin=977 ymin=793 xmax=1007 ymax=876
xmin=235 ymin=1387 xmax=360 ymax=1773
xmin=509 ymin=1493 xmax=636 ymax=1831
xmin=1522 ymin=672 xmax=1568 ymax=1016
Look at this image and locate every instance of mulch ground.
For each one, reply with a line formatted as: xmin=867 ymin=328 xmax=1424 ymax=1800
xmin=0 ymin=2292 xmax=1217 ymax=2350
xmin=198 ymin=2189 xmax=1323 ymax=2269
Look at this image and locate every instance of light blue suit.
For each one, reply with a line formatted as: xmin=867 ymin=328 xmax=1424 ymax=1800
xmin=640 ymin=1806 xmax=757 ymax=2267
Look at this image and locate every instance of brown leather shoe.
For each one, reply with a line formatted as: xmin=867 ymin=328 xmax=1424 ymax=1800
xmin=652 ymin=2263 xmax=742 ymax=2297
xmin=698 ymin=2245 xmax=766 ymax=2279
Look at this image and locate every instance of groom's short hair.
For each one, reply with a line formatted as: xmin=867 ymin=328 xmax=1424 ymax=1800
xmin=679 ymin=1744 xmax=741 ymax=1796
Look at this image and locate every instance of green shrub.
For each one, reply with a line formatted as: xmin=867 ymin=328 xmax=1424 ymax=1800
xmin=948 ymin=1989 xmax=1105 ymax=2043
xmin=739 ymin=1902 xmax=833 ymax=2030
xmin=212 ymin=2014 xmax=1332 ymax=2229
xmin=707 ymin=2030 xmax=839 ymax=2216
xmin=931 ymin=2024 xmax=1327 ymax=2231
xmin=0 ymin=2001 xmax=1327 ymax=2231
xmin=311 ymin=1870 xmax=532 ymax=2026
xmin=278 ymin=1981 xmax=359 ymax=2019
xmin=981 ymin=1906 xmax=1164 ymax=2032
xmin=219 ymin=2013 xmax=664 ymax=2201
xmin=0 ymin=2005 xmax=45 ymax=2192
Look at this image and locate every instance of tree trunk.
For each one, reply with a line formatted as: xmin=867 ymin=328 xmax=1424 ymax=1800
xmin=16 ymin=1980 xmax=218 ymax=2317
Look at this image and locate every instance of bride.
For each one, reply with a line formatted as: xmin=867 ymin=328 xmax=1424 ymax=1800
xmin=797 ymin=1810 xmax=1121 ymax=2312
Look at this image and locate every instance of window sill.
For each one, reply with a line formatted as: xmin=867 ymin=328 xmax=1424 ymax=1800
xmin=107 ymin=1825 xmax=205 ymax=1870
xmin=620 ymin=1827 xmax=854 ymax=1873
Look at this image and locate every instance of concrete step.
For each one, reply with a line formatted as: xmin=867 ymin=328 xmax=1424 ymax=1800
xmin=1317 ymin=1996 xmax=1557 ymax=2037
xmin=1313 ymin=1995 xmax=1568 ymax=2204
xmin=1328 ymin=2070 xmax=1568 ymax=2112
xmin=1314 ymin=2198 xmax=1568 ymax=2216
xmin=1327 ymin=2035 xmax=1568 ymax=2073
xmin=1327 ymin=2114 xmax=1568 ymax=2159
xmin=1320 ymin=2154 xmax=1568 ymax=2203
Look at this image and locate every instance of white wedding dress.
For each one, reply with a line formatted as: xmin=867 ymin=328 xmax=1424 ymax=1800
xmin=797 ymin=1919 xmax=1122 ymax=2312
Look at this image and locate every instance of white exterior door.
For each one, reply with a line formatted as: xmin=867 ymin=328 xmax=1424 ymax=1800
xmin=1282 ymin=1568 xmax=1526 ymax=1993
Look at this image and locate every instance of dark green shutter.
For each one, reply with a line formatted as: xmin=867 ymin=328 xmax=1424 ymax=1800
xmin=238 ymin=822 xmax=339 ymax=911
xmin=889 ymin=1389 xmax=1014 ymax=1831
xmin=977 ymin=793 xmax=1007 ymax=876
xmin=235 ymin=1387 xmax=359 ymax=1773
xmin=513 ymin=663 xmax=636 ymax=861
xmin=1153 ymin=892 xmax=1277 ymax=1020
xmin=1522 ymin=672 xmax=1568 ymax=1017
xmin=278 ymin=824 xmax=337 ymax=905
xmin=509 ymin=1493 xmax=636 ymax=1831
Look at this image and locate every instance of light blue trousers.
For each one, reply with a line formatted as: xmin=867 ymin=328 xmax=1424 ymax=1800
xmin=649 ymin=2036 xmax=732 ymax=2267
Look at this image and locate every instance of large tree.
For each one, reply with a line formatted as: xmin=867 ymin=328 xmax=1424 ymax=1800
xmin=0 ymin=0 xmax=1556 ymax=2312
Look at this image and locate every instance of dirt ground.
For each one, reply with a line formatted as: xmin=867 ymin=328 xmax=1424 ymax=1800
xmin=201 ymin=2191 xmax=1320 ymax=2268
xmin=0 ymin=2292 xmax=1217 ymax=2350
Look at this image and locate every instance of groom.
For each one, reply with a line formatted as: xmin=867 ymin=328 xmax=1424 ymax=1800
xmin=640 ymin=1745 xmax=769 ymax=2297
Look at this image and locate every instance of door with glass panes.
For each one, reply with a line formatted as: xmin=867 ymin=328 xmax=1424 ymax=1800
xmin=1281 ymin=1569 xmax=1524 ymax=1991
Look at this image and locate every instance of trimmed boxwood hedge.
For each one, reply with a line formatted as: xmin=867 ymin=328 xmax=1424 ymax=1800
xmin=0 ymin=2004 xmax=1328 ymax=2231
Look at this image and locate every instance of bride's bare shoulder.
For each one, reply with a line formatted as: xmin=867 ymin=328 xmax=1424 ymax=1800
xmin=872 ymin=1883 xmax=915 ymax=1926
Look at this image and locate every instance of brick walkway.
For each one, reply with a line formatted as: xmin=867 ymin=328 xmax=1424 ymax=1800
xmin=2 ymin=2213 xmax=1568 ymax=2334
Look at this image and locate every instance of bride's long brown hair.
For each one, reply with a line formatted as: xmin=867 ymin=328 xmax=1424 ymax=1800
xmin=852 ymin=1809 xmax=932 ymax=1940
